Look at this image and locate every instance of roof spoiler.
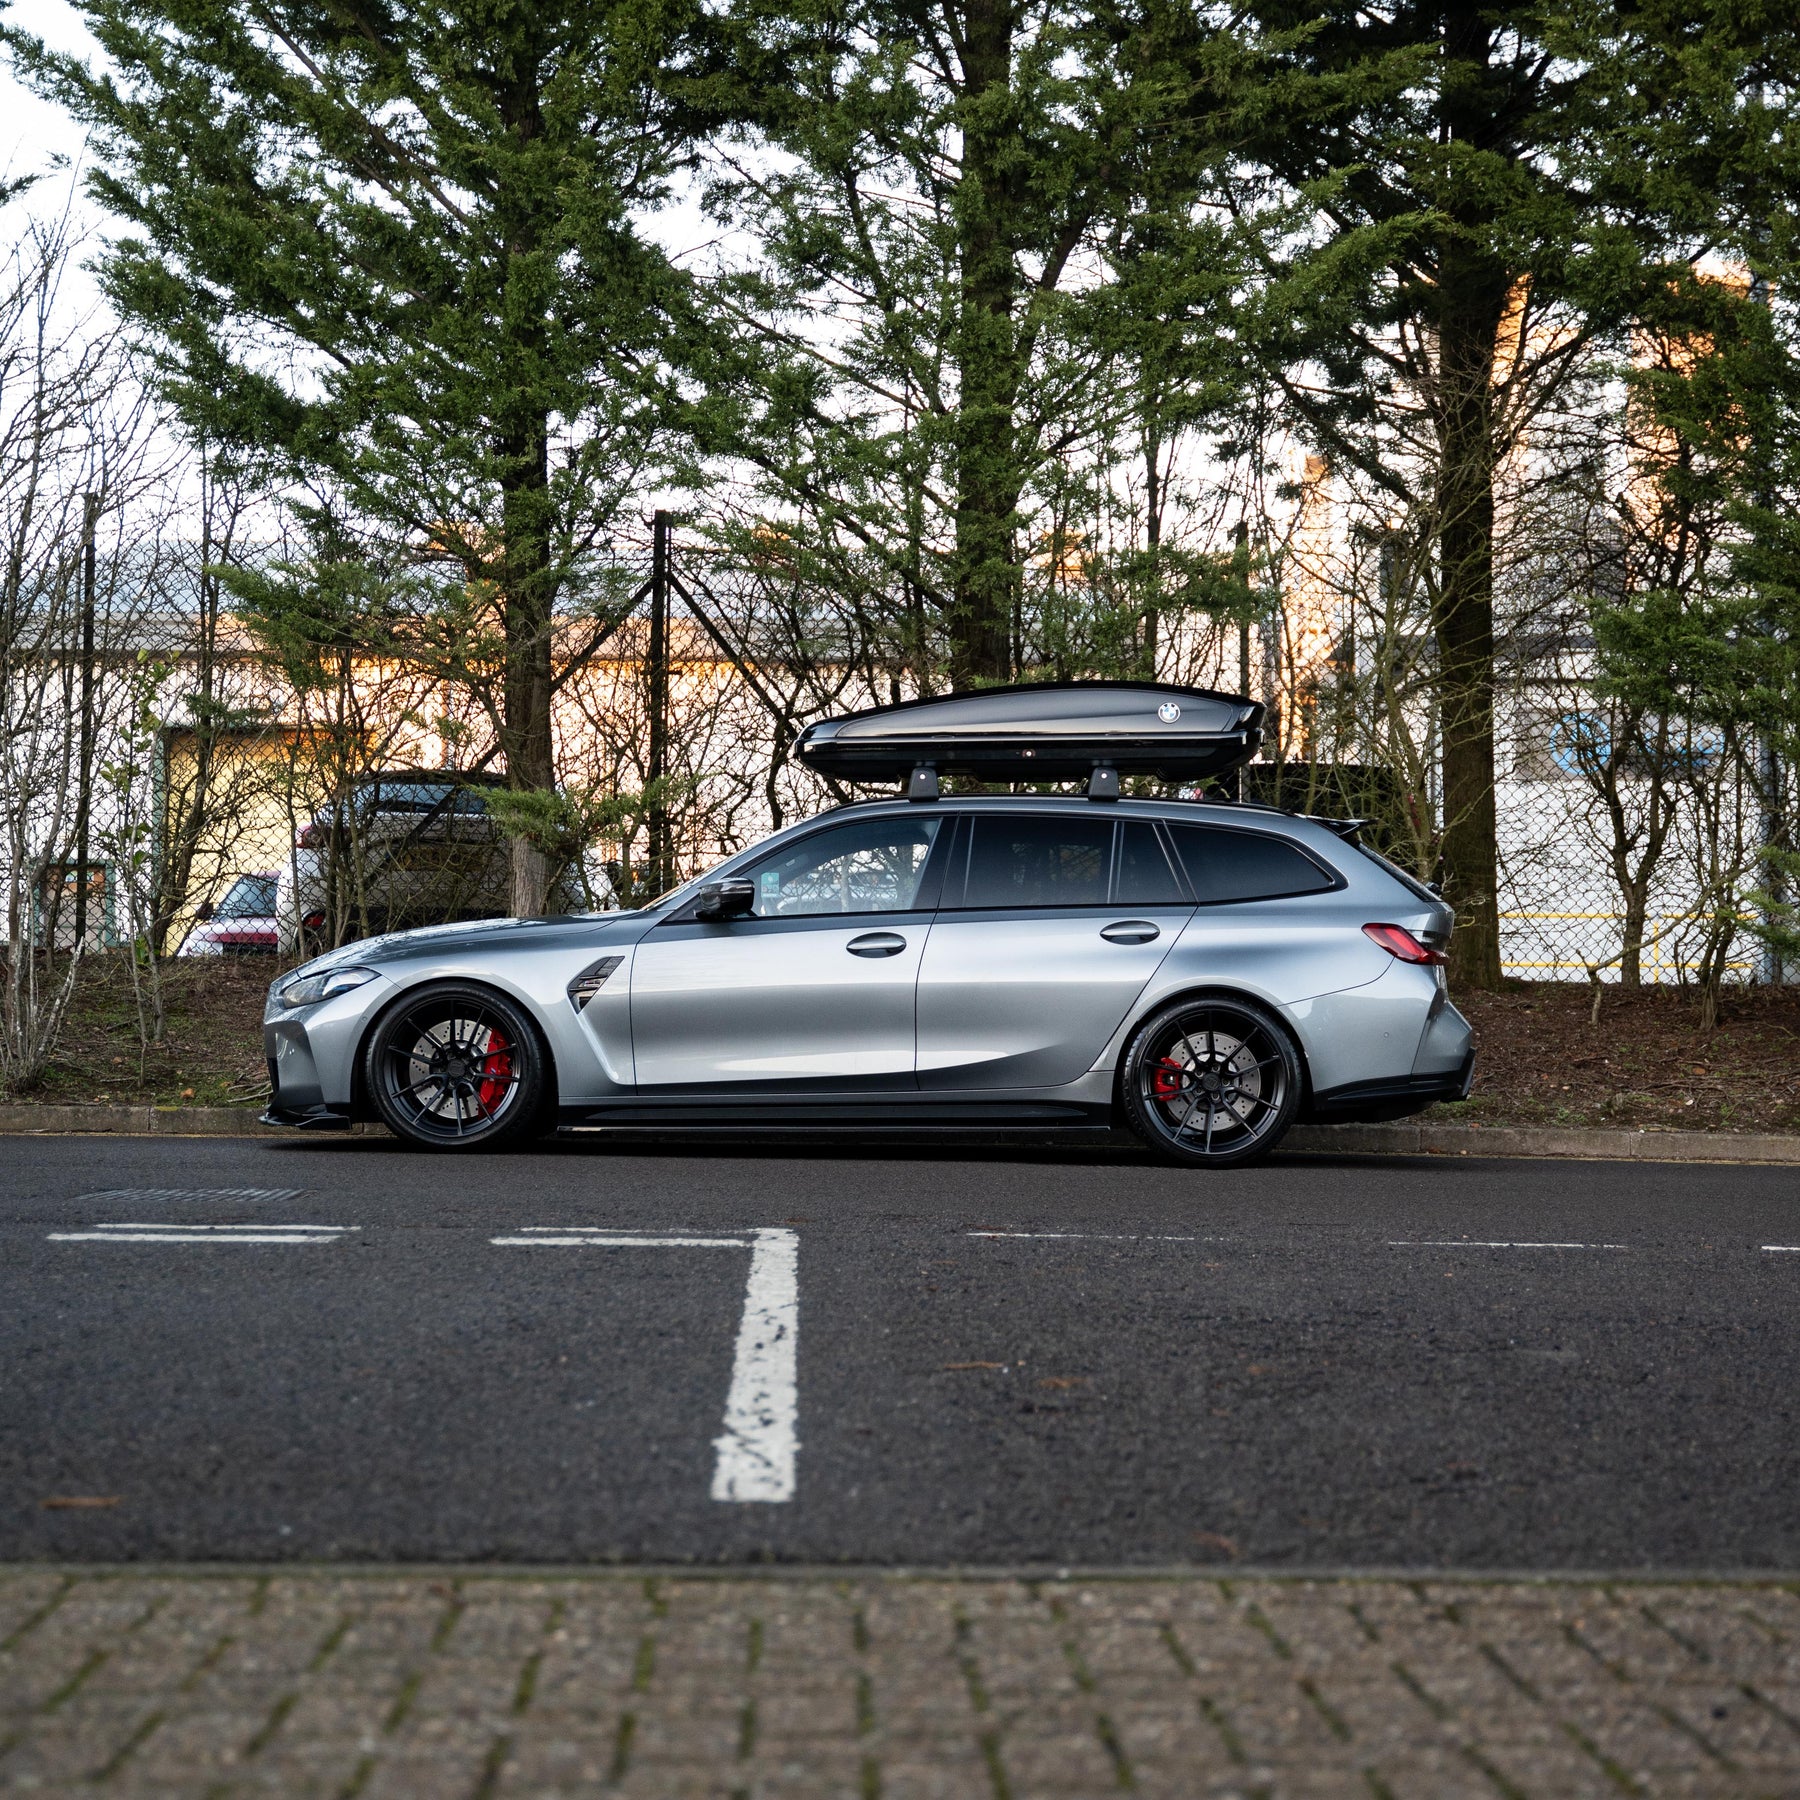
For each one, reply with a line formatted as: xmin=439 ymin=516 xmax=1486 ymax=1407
xmin=796 ymin=681 xmax=1265 ymax=800
xmin=1306 ymin=815 xmax=1371 ymax=842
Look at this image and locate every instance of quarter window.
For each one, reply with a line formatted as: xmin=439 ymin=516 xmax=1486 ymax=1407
xmin=1169 ymin=824 xmax=1336 ymax=904
xmin=962 ymin=817 xmax=1112 ymax=908
xmin=745 ymin=818 xmax=942 ymax=917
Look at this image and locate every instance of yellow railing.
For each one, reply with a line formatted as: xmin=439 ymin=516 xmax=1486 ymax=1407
xmin=1499 ymin=911 xmax=1756 ymax=980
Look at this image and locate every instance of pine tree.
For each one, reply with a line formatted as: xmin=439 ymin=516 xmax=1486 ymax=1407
xmin=1233 ymin=0 xmax=1799 ymax=986
xmin=9 ymin=0 xmax=702 ymax=912
xmin=708 ymin=0 xmax=1260 ymax=690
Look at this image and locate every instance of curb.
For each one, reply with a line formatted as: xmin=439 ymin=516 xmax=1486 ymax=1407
xmin=1284 ymin=1121 xmax=1800 ymax=1164
xmin=0 ymin=1104 xmax=322 ymax=1137
xmin=0 ymin=1104 xmax=1798 ymax=1163
xmin=19 ymin=1562 xmax=1800 ymax=1586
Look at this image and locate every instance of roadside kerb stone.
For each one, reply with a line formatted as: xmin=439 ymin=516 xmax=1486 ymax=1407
xmin=0 ymin=1570 xmax=1797 ymax=1797
xmin=4 ymin=1101 xmax=1800 ymax=1163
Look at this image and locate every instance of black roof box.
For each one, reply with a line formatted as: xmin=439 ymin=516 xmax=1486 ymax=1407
xmin=795 ymin=681 xmax=1264 ymax=785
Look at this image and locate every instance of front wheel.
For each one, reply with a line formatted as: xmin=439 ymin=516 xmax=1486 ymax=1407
xmin=365 ymin=983 xmax=549 ymax=1150
xmin=1120 ymin=996 xmax=1301 ymax=1168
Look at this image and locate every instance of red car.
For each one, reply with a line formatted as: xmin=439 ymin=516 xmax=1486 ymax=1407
xmin=178 ymin=872 xmax=280 ymax=956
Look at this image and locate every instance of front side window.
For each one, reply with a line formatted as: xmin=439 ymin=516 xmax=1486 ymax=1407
xmin=963 ymin=816 xmax=1112 ymax=908
xmin=1170 ymin=824 xmax=1336 ymax=904
xmin=746 ymin=818 xmax=942 ymax=917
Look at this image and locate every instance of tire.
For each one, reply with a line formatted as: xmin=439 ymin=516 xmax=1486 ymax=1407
xmin=364 ymin=982 xmax=550 ymax=1150
xmin=1120 ymin=994 xmax=1301 ymax=1169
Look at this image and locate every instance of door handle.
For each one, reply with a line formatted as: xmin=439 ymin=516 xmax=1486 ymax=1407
xmin=847 ymin=931 xmax=908 ymax=957
xmin=1100 ymin=920 xmax=1160 ymax=945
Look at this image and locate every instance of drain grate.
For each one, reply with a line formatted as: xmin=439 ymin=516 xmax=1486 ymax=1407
xmin=76 ymin=1188 xmax=304 ymax=1206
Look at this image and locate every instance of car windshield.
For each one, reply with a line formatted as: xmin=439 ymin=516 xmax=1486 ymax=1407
xmin=363 ymin=781 xmax=490 ymax=814
xmin=216 ymin=874 xmax=278 ymax=918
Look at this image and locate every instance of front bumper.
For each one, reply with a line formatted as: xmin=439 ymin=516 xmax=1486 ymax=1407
xmin=263 ymin=971 xmax=394 ymax=1122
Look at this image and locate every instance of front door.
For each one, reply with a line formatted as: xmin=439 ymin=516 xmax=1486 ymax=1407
xmin=630 ymin=815 xmax=947 ymax=1088
xmin=916 ymin=814 xmax=1194 ymax=1089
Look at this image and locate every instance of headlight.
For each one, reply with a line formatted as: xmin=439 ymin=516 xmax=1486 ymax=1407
xmin=276 ymin=965 xmax=377 ymax=1008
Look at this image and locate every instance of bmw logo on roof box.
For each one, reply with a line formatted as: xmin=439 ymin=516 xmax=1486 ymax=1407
xmin=1157 ymin=701 xmax=1182 ymax=723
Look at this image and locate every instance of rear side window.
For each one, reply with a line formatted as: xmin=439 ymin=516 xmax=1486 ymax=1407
xmin=1115 ymin=821 xmax=1187 ymax=904
xmin=1169 ymin=824 xmax=1336 ymax=904
xmin=964 ymin=816 xmax=1111 ymax=908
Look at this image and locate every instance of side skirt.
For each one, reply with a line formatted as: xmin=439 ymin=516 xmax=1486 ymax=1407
xmin=555 ymin=1096 xmax=1115 ymax=1134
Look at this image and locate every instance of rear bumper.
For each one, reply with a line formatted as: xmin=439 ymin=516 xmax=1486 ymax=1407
xmin=1304 ymin=1048 xmax=1475 ymax=1123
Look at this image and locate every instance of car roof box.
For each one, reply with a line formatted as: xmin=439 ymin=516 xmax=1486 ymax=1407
xmin=795 ymin=681 xmax=1264 ymax=789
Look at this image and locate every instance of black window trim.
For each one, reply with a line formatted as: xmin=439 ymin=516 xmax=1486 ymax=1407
xmin=1164 ymin=819 xmax=1345 ymax=907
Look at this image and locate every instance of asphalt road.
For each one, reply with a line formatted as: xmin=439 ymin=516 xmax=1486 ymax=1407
xmin=1 ymin=1132 xmax=1796 ymax=1570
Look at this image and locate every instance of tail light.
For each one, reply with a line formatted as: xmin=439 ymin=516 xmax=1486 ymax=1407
xmin=301 ymin=910 xmax=326 ymax=931
xmin=1363 ymin=922 xmax=1446 ymax=965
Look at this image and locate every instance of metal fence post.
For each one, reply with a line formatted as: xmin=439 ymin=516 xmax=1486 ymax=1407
xmin=74 ymin=491 xmax=99 ymax=953
xmin=647 ymin=509 xmax=671 ymax=893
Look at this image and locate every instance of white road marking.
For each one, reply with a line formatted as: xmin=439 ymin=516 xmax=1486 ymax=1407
xmin=76 ymin=1188 xmax=302 ymax=1206
xmin=491 ymin=1225 xmax=800 ymax=1506
xmin=712 ymin=1229 xmax=799 ymax=1505
xmin=491 ymin=1234 xmax=749 ymax=1248
xmin=1761 ymin=1246 xmax=1800 ymax=1253
xmin=967 ymin=1231 xmax=1209 ymax=1242
xmin=49 ymin=1222 xmax=356 ymax=1244
xmin=1388 ymin=1241 xmax=1627 ymax=1250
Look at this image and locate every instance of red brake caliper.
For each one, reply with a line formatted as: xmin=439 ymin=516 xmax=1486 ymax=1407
xmin=477 ymin=1028 xmax=513 ymax=1112
xmin=1151 ymin=1057 xmax=1187 ymax=1103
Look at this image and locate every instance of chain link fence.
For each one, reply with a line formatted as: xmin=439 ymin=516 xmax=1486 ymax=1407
xmin=6 ymin=517 xmax=1783 ymax=989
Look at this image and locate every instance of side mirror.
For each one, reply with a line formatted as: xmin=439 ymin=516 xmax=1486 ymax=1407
xmin=693 ymin=877 xmax=756 ymax=922
xmin=194 ymin=901 xmax=215 ymax=922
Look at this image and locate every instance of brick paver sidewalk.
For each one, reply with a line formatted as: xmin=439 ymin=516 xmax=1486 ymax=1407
xmin=1 ymin=1570 xmax=1797 ymax=1797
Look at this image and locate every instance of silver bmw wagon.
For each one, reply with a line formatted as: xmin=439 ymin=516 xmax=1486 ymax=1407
xmin=262 ymin=683 xmax=1473 ymax=1167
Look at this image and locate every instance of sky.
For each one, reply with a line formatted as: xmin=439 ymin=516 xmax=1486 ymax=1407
xmin=3 ymin=1 xmax=97 ymax=187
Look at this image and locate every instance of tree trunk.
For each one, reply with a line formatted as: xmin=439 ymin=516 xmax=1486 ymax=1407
xmin=1431 ymin=235 xmax=1509 ymax=990
xmin=496 ymin=52 xmax=559 ymax=917
xmin=499 ymin=419 xmax=557 ymax=916
xmin=950 ymin=0 xmax=1020 ymax=691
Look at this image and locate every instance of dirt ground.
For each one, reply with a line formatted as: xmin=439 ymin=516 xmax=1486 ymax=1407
xmin=1434 ymin=979 xmax=1800 ymax=1135
xmin=10 ymin=955 xmax=1800 ymax=1133
xmin=17 ymin=954 xmax=273 ymax=1109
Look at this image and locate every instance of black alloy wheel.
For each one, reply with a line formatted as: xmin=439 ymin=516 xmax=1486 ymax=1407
xmin=1120 ymin=995 xmax=1300 ymax=1168
xmin=365 ymin=982 xmax=548 ymax=1150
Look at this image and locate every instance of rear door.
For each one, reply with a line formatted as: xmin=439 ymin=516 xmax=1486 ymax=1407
xmin=915 ymin=813 xmax=1194 ymax=1089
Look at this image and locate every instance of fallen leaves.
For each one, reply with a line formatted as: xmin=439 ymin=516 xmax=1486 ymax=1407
xmin=1191 ymin=1531 xmax=1240 ymax=1559
xmin=941 ymin=1361 xmax=1007 ymax=1372
xmin=42 ymin=1496 xmax=120 ymax=1510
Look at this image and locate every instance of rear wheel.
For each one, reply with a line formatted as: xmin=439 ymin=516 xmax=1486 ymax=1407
xmin=365 ymin=983 xmax=548 ymax=1150
xmin=1121 ymin=995 xmax=1300 ymax=1168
